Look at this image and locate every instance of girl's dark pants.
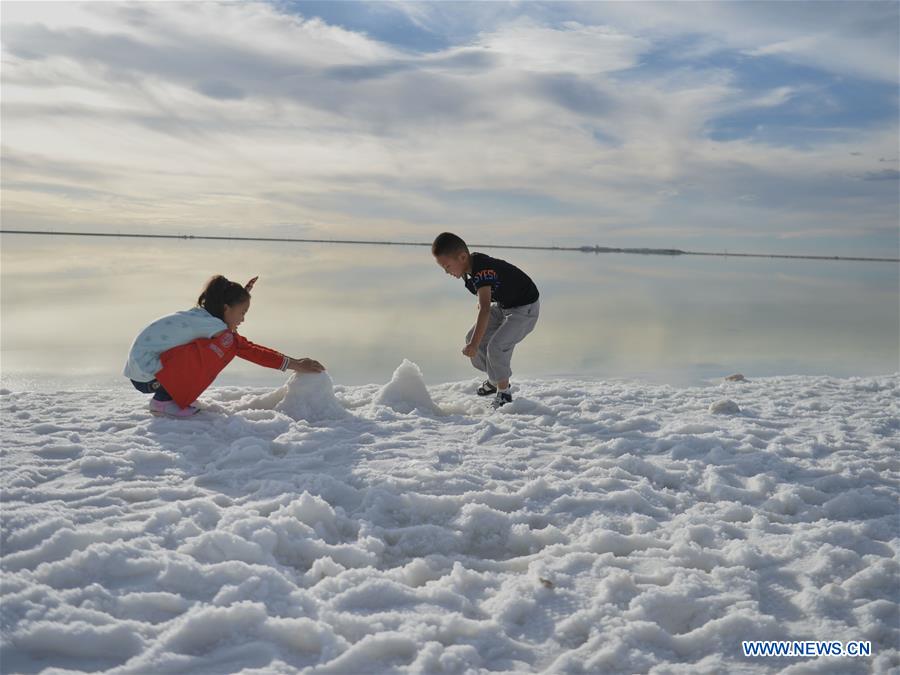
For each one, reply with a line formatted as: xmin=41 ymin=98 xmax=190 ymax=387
xmin=130 ymin=379 xmax=172 ymax=401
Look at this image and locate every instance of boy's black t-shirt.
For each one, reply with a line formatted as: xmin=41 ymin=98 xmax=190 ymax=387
xmin=464 ymin=252 xmax=539 ymax=309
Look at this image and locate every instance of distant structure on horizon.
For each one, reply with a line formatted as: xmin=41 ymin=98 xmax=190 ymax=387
xmin=580 ymin=245 xmax=684 ymax=256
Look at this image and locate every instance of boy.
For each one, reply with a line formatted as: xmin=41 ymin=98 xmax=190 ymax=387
xmin=432 ymin=232 xmax=540 ymax=408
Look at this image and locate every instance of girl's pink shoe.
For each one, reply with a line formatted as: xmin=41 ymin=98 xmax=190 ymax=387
xmin=149 ymin=399 xmax=199 ymax=418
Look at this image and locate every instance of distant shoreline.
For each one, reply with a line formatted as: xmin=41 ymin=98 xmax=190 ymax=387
xmin=1 ymin=228 xmax=897 ymax=263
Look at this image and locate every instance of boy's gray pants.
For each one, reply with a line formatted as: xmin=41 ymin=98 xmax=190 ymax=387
xmin=466 ymin=300 xmax=539 ymax=384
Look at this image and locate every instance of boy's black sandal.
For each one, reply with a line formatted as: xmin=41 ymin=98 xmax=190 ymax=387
xmin=491 ymin=391 xmax=513 ymax=409
xmin=477 ymin=380 xmax=497 ymax=396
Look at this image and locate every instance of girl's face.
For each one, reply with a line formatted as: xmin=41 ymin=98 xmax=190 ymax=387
xmin=223 ymin=299 xmax=250 ymax=331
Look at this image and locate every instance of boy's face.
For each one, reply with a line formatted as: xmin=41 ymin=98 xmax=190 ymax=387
xmin=434 ymin=251 xmax=469 ymax=278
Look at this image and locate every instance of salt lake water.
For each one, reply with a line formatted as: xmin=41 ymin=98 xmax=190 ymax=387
xmin=1 ymin=234 xmax=897 ymax=391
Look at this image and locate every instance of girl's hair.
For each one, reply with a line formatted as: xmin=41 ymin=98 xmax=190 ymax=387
xmin=197 ymin=275 xmax=250 ymax=320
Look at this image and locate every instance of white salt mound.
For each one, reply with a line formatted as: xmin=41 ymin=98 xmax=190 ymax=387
xmin=709 ymin=398 xmax=741 ymax=415
xmin=2 ymin=373 xmax=898 ymax=673
xmin=375 ymin=359 xmax=440 ymax=414
xmin=275 ymin=371 xmax=347 ymax=422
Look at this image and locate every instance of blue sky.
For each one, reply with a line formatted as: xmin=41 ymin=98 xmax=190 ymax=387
xmin=1 ymin=1 xmax=897 ymax=256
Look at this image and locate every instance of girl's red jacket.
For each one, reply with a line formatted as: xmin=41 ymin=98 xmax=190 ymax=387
xmin=155 ymin=330 xmax=287 ymax=407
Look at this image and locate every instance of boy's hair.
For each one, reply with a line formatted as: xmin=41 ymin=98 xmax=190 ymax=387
xmin=432 ymin=232 xmax=469 ymax=257
xmin=198 ymin=275 xmax=250 ymax=320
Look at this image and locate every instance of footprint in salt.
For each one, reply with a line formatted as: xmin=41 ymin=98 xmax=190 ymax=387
xmin=375 ymin=360 xmax=441 ymax=415
xmin=275 ymin=372 xmax=348 ymax=422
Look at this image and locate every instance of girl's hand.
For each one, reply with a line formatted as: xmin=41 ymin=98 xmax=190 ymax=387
xmin=289 ymin=357 xmax=325 ymax=373
xmin=245 ymin=276 xmax=259 ymax=292
xmin=462 ymin=342 xmax=478 ymax=358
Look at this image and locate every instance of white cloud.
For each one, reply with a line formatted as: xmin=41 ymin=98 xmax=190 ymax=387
xmin=0 ymin=1 xmax=896 ymax=256
xmin=475 ymin=20 xmax=651 ymax=74
xmin=578 ymin=1 xmax=899 ymax=83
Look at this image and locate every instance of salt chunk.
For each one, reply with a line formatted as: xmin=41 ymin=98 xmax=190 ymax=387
xmin=709 ymin=399 xmax=741 ymax=415
xmin=375 ymin=360 xmax=440 ymax=415
xmin=275 ymin=372 xmax=347 ymax=422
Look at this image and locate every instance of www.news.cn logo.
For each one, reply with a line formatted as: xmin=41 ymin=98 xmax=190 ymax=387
xmin=743 ymin=641 xmax=872 ymax=658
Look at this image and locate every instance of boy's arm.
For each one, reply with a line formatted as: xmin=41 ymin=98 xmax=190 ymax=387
xmin=464 ymin=286 xmax=493 ymax=356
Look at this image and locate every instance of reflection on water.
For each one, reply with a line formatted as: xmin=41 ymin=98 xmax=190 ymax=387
xmin=1 ymin=235 xmax=898 ymax=390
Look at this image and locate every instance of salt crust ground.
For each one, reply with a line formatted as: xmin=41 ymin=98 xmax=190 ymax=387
xmin=1 ymin=362 xmax=898 ymax=674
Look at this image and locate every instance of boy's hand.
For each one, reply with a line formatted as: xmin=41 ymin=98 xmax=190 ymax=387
xmin=289 ymin=357 xmax=325 ymax=373
xmin=462 ymin=342 xmax=478 ymax=358
xmin=245 ymin=276 xmax=259 ymax=292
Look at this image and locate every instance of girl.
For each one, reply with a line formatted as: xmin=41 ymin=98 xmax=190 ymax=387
xmin=124 ymin=275 xmax=324 ymax=418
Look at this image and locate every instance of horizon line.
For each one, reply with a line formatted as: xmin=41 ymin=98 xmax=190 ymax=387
xmin=1 ymin=229 xmax=898 ymax=263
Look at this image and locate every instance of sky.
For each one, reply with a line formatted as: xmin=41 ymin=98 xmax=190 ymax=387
xmin=1 ymin=1 xmax=899 ymax=256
